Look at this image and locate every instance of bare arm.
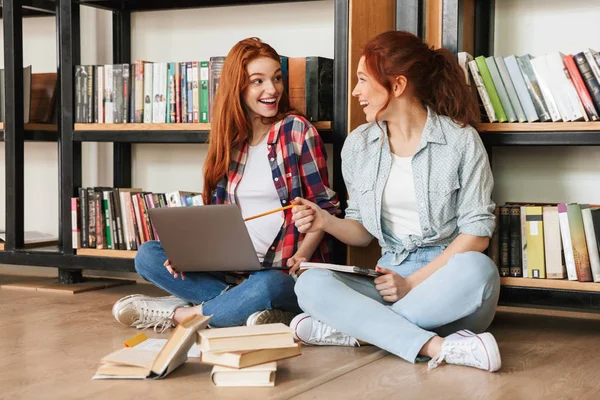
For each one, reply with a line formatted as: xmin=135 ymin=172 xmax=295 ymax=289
xmin=405 ymin=234 xmax=489 ymax=289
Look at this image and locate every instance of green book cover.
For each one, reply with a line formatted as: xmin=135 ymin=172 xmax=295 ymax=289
xmin=200 ymin=61 xmax=209 ymax=123
xmin=566 ymin=204 xmax=593 ymax=282
xmin=103 ymin=197 xmax=112 ymax=249
xmin=475 ymin=56 xmax=507 ymax=122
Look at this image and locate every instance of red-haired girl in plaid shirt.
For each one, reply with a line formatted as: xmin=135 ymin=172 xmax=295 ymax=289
xmin=112 ymin=38 xmax=339 ymax=331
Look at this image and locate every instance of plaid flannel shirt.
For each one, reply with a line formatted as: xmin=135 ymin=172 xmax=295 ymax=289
xmin=212 ymin=115 xmax=339 ymax=269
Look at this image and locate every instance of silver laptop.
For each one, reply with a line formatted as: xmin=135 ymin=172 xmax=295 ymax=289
xmin=147 ymin=204 xmax=263 ymax=272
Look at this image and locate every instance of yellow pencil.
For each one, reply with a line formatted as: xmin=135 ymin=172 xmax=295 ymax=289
xmin=244 ymin=204 xmax=294 ymax=222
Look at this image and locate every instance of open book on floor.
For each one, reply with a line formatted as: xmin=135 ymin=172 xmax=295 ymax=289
xmin=299 ymin=262 xmax=382 ymax=277
xmin=211 ymin=361 xmax=277 ymax=387
xmin=92 ymin=314 xmax=211 ymax=380
xmin=201 ymin=343 xmax=301 ymax=369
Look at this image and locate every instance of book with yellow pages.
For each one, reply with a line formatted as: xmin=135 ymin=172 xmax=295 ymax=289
xmin=201 ymin=343 xmax=301 ymax=369
xmin=211 ymin=361 xmax=277 ymax=387
xmin=92 ymin=314 xmax=211 ymax=380
xmin=299 ymin=261 xmax=381 ymax=277
xmin=197 ymin=323 xmax=295 ymax=352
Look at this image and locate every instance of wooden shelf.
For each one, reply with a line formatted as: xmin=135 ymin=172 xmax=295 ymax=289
xmin=476 ymin=122 xmax=600 ymax=133
xmin=501 ymin=277 xmax=600 ymax=292
xmin=76 ymin=248 xmax=137 ymax=259
xmin=78 ymin=0 xmax=321 ymax=12
xmin=0 ymin=123 xmax=58 ymax=131
xmin=74 ymin=121 xmax=331 ymax=131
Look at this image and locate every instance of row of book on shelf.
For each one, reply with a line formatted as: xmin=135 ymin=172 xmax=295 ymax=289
xmin=94 ymin=314 xmax=301 ymax=386
xmin=74 ymin=56 xmax=333 ymax=126
xmin=458 ymin=48 xmax=600 ymax=123
xmin=71 ymin=187 xmax=202 ymax=250
xmin=487 ymin=203 xmax=600 ymax=283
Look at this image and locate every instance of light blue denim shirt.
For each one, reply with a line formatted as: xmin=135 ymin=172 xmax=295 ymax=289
xmin=341 ymin=107 xmax=496 ymax=265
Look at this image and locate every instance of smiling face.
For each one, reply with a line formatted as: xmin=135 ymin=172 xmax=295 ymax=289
xmin=243 ymin=56 xmax=284 ymax=121
xmin=351 ymin=56 xmax=392 ymax=122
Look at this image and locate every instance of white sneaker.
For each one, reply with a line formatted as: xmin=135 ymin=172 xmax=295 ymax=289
xmin=290 ymin=313 xmax=359 ymax=347
xmin=428 ymin=331 xmax=501 ymax=372
xmin=112 ymin=294 xmax=188 ymax=333
xmin=246 ymin=309 xmax=297 ymax=326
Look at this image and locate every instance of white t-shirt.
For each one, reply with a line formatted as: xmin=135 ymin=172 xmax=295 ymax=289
xmin=381 ymin=153 xmax=423 ymax=237
xmin=236 ymin=136 xmax=284 ymax=262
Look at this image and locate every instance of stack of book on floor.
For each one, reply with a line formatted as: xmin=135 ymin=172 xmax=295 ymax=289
xmin=197 ymin=323 xmax=301 ymax=387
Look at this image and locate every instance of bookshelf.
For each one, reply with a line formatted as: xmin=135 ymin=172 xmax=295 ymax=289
xmin=1 ymin=0 xmax=357 ymax=282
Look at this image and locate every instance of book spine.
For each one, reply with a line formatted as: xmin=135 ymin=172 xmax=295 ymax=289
xmin=209 ymin=57 xmax=226 ymax=122
xmin=592 ymin=209 xmax=600 ymax=281
xmin=92 ymin=66 xmax=99 ymax=123
xmin=104 ymin=65 xmax=114 ymax=124
xmin=152 ymin=62 xmax=160 ymax=123
xmin=79 ymin=187 xmax=88 ymax=248
xmin=112 ymin=190 xmax=126 ymax=250
xmin=160 ymin=63 xmax=168 ymax=123
xmin=187 ymin=62 xmax=194 ymax=123
xmin=475 ymin=56 xmax=507 ymax=122
xmin=525 ymin=206 xmax=545 ymax=279
xmin=542 ymin=206 xmax=566 ymax=279
xmin=494 ymin=56 xmax=527 ymax=122
xmin=573 ymin=52 xmax=600 ymax=113
xmin=96 ymin=66 xmax=104 ymax=123
xmin=566 ymin=204 xmax=593 ymax=282
xmin=467 ymin=60 xmax=497 ymax=122
xmin=87 ymin=187 xmax=96 ymax=248
xmin=529 ymin=56 xmax=563 ymax=121
xmin=75 ymin=65 xmax=83 ymax=123
xmin=95 ymin=192 xmax=105 ymax=249
xmin=180 ymin=63 xmax=187 ymax=123
xmin=504 ymin=55 xmax=539 ymax=122
xmin=129 ymin=193 xmax=142 ymax=248
xmin=122 ymin=64 xmax=130 ymax=123
xmin=516 ymin=55 xmax=552 ymax=122
xmin=143 ymin=62 xmax=153 ymax=123
xmin=499 ymin=205 xmax=510 ymax=277
xmin=486 ymin=57 xmax=517 ymax=122
xmin=563 ymin=54 xmax=599 ymax=121
xmin=558 ymin=204 xmax=578 ymax=281
xmin=113 ymin=64 xmax=123 ymax=123
xmin=135 ymin=61 xmax=144 ymax=123
xmin=174 ymin=62 xmax=181 ymax=123
xmin=200 ymin=61 xmax=209 ymax=123
xmin=87 ymin=66 xmax=94 ymax=123
xmin=520 ymin=206 xmax=528 ymax=277
xmin=168 ymin=62 xmax=176 ymax=123
xmin=509 ymin=206 xmax=522 ymax=277
xmin=71 ymin=198 xmax=80 ymax=249
xmin=103 ymin=192 xmax=112 ymax=249
xmin=581 ymin=207 xmax=600 ymax=282
xmin=193 ymin=61 xmax=200 ymax=123
xmin=584 ymin=50 xmax=600 ymax=82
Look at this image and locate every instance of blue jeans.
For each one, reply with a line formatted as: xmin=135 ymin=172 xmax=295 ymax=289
xmin=295 ymin=247 xmax=500 ymax=363
xmin=134 ymin=241 xmax=302 ymax=327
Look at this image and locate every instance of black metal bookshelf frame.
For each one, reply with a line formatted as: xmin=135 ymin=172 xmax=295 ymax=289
xmin=1 ymin=0 xmax=349 ymax=281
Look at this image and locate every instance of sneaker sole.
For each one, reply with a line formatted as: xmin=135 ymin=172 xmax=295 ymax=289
xmin=254 ymin=310 xmax=296 ymax=326
xmin=477 ymin=332 xmax=502 ymax=372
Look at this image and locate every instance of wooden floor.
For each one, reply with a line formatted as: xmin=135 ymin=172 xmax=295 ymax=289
xmin=1 ymin=274 xmax=600 ymax=400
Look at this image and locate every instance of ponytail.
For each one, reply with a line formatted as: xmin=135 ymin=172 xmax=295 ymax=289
xmin=362 ymin=31 xmax=480 ymax=127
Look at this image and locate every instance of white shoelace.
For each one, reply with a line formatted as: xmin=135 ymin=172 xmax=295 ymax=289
xmin=428 ymin=339 xmax=483 ymax=370
xmin=132 ymin=302 xmax=175 ymax=333
xmin=311 ymin=321 xmax=358 ymax=346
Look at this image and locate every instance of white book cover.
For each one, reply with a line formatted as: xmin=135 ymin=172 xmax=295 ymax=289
xmin=558 ymin=205 xmax=578 ymax=281
xmin=495 ymin=56 xmax=527 ymax=122
xmin=152 ymin=62 xmax=161 ymax=123
xmin=584 ymin=49 xmax=600 ymax=82
xmin=159 ymin=63 xmax=168 ymax=123
xmin=467 ymin=60 xmax=497 ymax=122
xmin=520 ymin=206 xmax=528 ymax=278
xmin=530 ymin=56 xmax=563 ymax=121
xmin=104 ymin=65 xmax=114 ymax=124
xmin=143 ymin=62 xmax=153 ymax=123
xmin=96 ymin=66 xmax=104 ymax=123
xmin=581 ymin=207 xmax=600 ymax=282
xmin=546 ymin=52 xmax=587 ymax=121
xmin=504 ymin=55 xmax=539 ymax=122
xmin=543 ymin=206 xmax=566 ymax=279
xmin=485 ymin=57 xmax=517 ymax=122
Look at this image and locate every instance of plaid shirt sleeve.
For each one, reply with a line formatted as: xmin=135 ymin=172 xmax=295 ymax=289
xmin=298 ymin=121 xmax=339 ymax=216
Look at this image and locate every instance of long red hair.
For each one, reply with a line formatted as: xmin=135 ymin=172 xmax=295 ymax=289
xmin=362 ymin=31 xmax=479 ymax=127
xmin=203 ymin=37 xmax=292 ymax=204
